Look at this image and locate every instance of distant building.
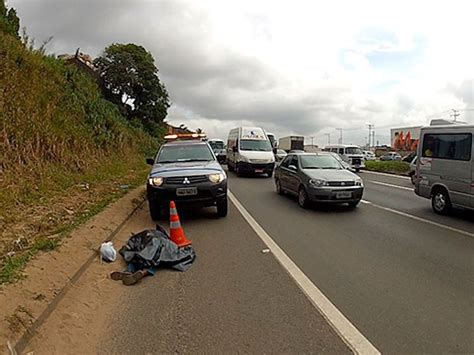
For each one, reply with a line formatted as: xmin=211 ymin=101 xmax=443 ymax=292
xmin=58 ymin=49 xmax=99 ymax=81
xmin=165 ymin=123 xmax=194 ymax=135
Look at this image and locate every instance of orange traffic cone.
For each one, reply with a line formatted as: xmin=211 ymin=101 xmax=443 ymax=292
xmin=169 ymin=201 xmax=192 ymax=247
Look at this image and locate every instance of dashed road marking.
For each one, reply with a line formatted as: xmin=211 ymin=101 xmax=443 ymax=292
xmin=359 ymin=170 xmax=411 ymax=180
xmin=366 ymin=180 xmax=414 ymax=192
xmin=360 ymin=200 xmax=474 ymax=238
xmin=229 ymin=190 xmax=381 ymax=355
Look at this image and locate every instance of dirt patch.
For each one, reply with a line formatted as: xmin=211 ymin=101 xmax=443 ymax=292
xmin=0 ymin=186 xmax=146 ymax=351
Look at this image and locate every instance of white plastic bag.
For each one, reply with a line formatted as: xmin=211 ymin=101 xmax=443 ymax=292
xmin=100 ymin=241 xmax=117 ymax=262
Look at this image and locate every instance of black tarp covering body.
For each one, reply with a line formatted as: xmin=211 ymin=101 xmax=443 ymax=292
xmin=119 ymin=226 xmax=195 ymax=272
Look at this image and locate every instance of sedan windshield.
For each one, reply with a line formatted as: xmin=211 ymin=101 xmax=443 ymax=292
xmin=300 ymin=155 xmax=342 ymax=170
xmin=158 ymin=144 xmax=214 ymax=163
xmin=240 ymin=139 xmax=272 ymax=151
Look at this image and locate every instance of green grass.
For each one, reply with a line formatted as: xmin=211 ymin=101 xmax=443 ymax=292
xmin=364 ymin=160 xmax=411 ymax=174
xmin=0 ymin=155 xmax=151 ymax=285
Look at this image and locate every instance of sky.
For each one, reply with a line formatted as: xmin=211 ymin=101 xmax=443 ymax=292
xmin=8 ymin=0 xmax=474 ymax=146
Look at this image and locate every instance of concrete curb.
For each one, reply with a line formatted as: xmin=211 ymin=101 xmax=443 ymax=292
xmin=6 ymin=193 xmax=145 ymax=355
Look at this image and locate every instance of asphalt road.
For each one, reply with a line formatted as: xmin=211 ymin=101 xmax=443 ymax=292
xmin=227 ymin=169 xmax=474 ymax=353
xmin=101 ymin=203 xmax=349 ymax=354
xmin=24 ymin=168 xmax=473 ymax=353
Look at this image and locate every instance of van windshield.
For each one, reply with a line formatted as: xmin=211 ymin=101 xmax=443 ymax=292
xmin=346 ymin=147 xmax=363 ymax=155
xmin=240 ymin=139 xmax=272 ymax=151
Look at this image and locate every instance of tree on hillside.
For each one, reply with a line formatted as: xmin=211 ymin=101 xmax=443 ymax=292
xmin=94 ymin=43 xmax=170 ymax=131
xmin=0 ymin=0 xmax=20 ymax=38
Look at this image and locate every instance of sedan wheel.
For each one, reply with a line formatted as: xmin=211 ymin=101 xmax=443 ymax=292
xmin=298 ymin=187 xmax=310 ymax=209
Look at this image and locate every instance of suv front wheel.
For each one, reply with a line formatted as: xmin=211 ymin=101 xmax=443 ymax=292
xmin=217 ymin=198 xmax=228 ymax=217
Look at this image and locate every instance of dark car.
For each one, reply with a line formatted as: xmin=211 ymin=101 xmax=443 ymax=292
xmin=146 ymin=138 xmax=228 ymax=220
xmin=215 ymin=149 xmax=227 ymax=164
xmin=274 ymin=153 xmax=364 ymax=208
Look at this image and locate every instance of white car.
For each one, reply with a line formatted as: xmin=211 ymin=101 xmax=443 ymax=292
xmin=363 ymin=151 xmax=376 ymax=161
xmin=275 ymin=149 xmax=287 ymax=161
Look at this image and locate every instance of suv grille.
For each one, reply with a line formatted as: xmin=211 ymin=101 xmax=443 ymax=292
xmin=165 ymin=175 xmax=208 ymax=185
xmin=327 ymin=181 xmax=355 ymax=187
xmin=351 ymin=158 xmax=361 ymax=165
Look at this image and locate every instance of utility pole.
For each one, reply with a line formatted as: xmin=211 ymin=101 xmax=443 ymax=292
xmin=336 ymin=128 xmax=343 ymax=144
xmin=372 ymin=130 xmax=375 ymax=148
xmin=367 ymin=124 xmax=374 ymax=148
xmin=310 ymin=136 xmax=315 ymax=146
xmin=450 ymin=109 xmax=460 ymax=122
xmin=325 ymin=133 xmax=331 ymax=145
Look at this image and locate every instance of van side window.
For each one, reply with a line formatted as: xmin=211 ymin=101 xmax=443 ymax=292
xmin=339 ymin=148 xmax=344 ymax=155
xmin=331 ymin=148 xmax=337 ymax=153
xmin=422 ymin=133 xmax=472 ymax=161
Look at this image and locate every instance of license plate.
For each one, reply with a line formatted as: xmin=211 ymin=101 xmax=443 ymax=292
xmin=176 ymin=187 xmax=198 ymax=196
xmin=336 ymin=191 xmax=352 ymax=199
xmin=255 ymin=169 xmax=264 ymax=173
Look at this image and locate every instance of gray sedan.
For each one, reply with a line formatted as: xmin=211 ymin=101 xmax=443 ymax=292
xmin=274 ymin=153 xmax=364 ymax=208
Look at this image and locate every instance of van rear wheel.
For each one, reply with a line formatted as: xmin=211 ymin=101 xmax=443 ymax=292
xmin=431 ymin=188 xmax=451 ymax=215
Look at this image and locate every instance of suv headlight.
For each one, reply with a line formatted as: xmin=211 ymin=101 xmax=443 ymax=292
xmin=355 ymin=178 xmax=363 ymax=187
xmin=309 ymin=179 xmax=328 ymax=187
xmin=148 ymin=177 xmax=164 ymax=187
xmin=208 ymin=173 xmax=226 ymax=183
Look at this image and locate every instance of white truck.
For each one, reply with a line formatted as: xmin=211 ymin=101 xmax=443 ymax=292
xmin=279 ymin=136 xmax=304 ymax=152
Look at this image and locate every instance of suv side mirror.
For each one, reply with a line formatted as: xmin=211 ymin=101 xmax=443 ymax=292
xmin=146 ymin=158 xmax=155 ymax=165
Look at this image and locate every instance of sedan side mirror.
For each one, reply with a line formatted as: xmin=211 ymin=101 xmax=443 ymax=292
xmin=146 ymin=158 xmax=155 ymax=165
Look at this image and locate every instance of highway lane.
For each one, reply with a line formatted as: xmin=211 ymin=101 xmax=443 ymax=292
xmin=227 ymin=170 xmax=474 ymax=353
xmin=360 ymin=171 xmax=474 ymax=234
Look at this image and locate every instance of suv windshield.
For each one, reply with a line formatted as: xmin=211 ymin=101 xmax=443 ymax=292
xmin=158 ymin=144 xmax=214 ymax=163
xmin=300 ymin=155 xmax=342 ymax=169
xmin=240 ymin=139 xmax=272 ymax=151
xmin=346 ymin=147 xmax=363 ymax=155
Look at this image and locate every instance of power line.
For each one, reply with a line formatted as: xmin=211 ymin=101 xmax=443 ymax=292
xmin=324 ymin=133 xmax=331 ymax=145
xmin=336 ymin=128 xmax=343 ymax=144
xmin=450 ymin=109 xmax=460 ymax=122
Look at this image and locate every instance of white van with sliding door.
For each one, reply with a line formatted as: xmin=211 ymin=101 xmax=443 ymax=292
xmin=415 ymin=124 xmax=473 ymax=214
xmin=227 ymin=126 xmax=275 ymax=177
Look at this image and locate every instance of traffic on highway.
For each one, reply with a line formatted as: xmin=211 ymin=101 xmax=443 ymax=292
xmin=143 ymin=123 xmax=473 ymax=353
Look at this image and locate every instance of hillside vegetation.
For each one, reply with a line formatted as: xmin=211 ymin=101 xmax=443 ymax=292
xmin=0 ymin=6 xmax=161 ymax=283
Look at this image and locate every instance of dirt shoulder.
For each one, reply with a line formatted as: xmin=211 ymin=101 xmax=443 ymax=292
xmin=20 ymin=202 xmax=349 ymax=354
xmin=0 ymin=186 xmax=145 ymax=352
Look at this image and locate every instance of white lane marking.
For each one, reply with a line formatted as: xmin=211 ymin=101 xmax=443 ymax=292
xmin=360 ymin=170 xmax=410 ymax=180
xmin=228 ymin=190 xmax=380 ymax=355
xmin=366 ymin=180 xmax=414 ymax=192
xmin=360 ymin=200 xmax=474 ymax=238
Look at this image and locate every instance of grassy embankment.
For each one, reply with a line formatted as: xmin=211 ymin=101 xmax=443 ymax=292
xmin=0 ymin=32 xmax=160 ymax=284
xmin=364 ymin=160 xmax=411 ymax=174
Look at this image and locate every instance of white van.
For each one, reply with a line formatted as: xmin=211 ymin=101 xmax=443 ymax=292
xmin=322 ymin=145 xmax=365 ymax=172
xmin=415 ymin=124 xmax=473 ymax=214
xmin=227 ymin=127 xmax=275 ymax=177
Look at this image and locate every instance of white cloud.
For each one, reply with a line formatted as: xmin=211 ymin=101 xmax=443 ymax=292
xmin=9 ymin=0 xmax=474 ymax=145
